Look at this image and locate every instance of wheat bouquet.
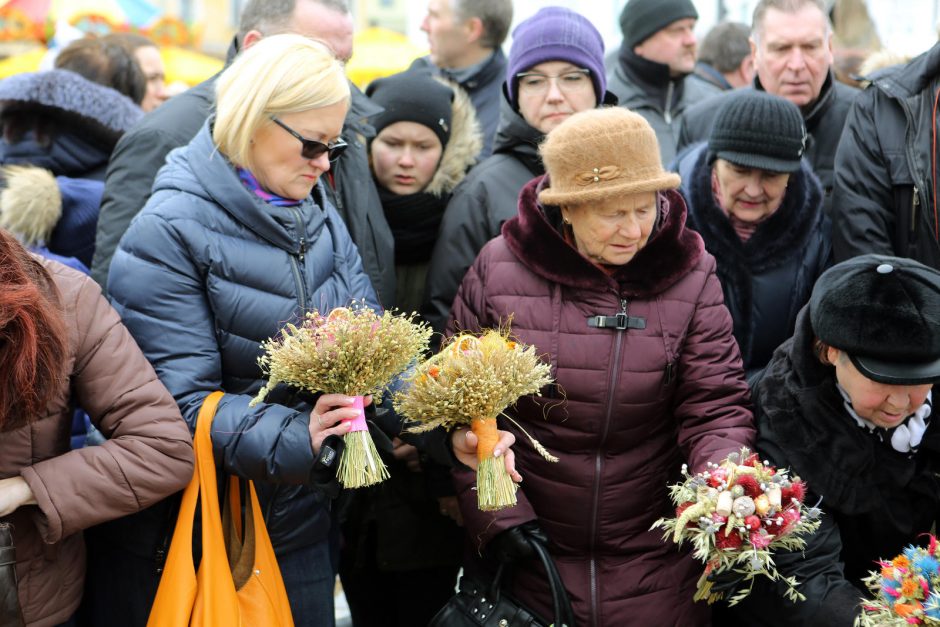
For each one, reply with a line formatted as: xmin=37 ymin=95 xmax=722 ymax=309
xmin=250 ymin=305 xmax=431 ymax=488
xmin=394 ymin=328 xmax=555 ymax=511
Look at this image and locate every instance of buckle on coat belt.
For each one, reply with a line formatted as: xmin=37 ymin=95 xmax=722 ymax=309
xmin=586 ymin=313 xmax=646 ymax=330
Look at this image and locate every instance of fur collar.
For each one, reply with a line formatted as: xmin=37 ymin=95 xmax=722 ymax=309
xmin=502 ymin=176 xmax=704 ymax=298
xmin=424 ymin=77 xmax=483 ymax=196
xmin=686 ymin=146 xmax=823 ymax=273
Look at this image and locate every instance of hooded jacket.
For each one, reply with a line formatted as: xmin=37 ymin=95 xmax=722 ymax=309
xmin=718 ymin=307 xmax=940 ymax=627
xmin=608 ymin=46 xmax=721 ymax=165
xmin=449 ymin=176 xmax=755 ymax=626
xmin=676 ymin=142 xmax=831 ymax=377
xmin=108 ymin=121 xmax=379 ymax=556
xmin=411 ymin=50 xmax=507 ymax=159
xmin=422 ymin=89 xmax=544 ymax=336
xmin=676 ymin=71 xmax=859 ymax=215
xmin=0 ymin=69 xmax=142 ymax=180
xmin=91 ymin=39 xmax=395 ymax=307
xmin=832 ymin=41 xmax=940 ymax=269
xmin=2 ymin=259 xmax=193 ymax=627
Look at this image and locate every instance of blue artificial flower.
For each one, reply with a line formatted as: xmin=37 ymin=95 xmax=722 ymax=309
xmin=925 ymin=591 xmax=940 ymax=620
xmin=913 ymin=553 xmax=940 ymax=576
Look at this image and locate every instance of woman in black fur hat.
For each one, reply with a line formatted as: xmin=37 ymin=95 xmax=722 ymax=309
xmin=673 ymin=90 xmax=830 ymax=381
xmin=718 ymin=254 xmax=940 ymax=626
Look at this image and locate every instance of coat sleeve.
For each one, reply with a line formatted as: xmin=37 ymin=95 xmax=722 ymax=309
xmin=90 ymin=125 xmax=182 ymax=291
xmin=673 ymin=258 xmax=756 ymax=471
xmin=20 ymin=270 xmax=194 ymax=544
xmin=831 ymin=88 xmax=898 ymax=261
xmin=108 ymin=209 xmax=321 ymax=487
xmin=446 ymin=252 xmax=538 ymax=549
xmin=423 ymin=177 xmax=498 ymax=336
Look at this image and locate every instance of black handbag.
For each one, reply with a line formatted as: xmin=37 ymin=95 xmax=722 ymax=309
xmin=429 ymin=537 xmax=575 ymax=627
xmin=0 ymin=523 xmax=25 ymax=627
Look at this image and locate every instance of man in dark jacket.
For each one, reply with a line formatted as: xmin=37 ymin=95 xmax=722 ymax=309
xmin=690 ymin=21 xmax=755 ymax=92
xmin=832 ymin=41 xmax=940 ymax=269
xmin=90 ymin=0 xmax=396 ymax=308
xmin=607 ymin=0 xmax=721 ymax=165
xmin=676 ymin=0 xmax=857 ymax=214
xmin=421 ymin=6 xmax=614 ymax=338
xmin=411 ymin=0 xmax=512 ymax=159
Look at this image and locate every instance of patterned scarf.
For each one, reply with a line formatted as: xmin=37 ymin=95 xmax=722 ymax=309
xmin=237 ymin=167 xmax=303 ymax=207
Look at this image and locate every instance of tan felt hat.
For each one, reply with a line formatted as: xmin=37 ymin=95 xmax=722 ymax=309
xmin=538 ymin=107 xmax=680 ymax=207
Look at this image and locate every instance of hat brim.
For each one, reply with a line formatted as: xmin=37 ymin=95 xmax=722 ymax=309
xmin=716 ymin=150 xmax=802 ymax=174
xmin=538 ymin=172 xmax=681 ymax=206
xmin=849 ymin=353 xmax=940 ymax=385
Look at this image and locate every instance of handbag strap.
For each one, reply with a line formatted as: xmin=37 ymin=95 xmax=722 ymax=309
xmin=529 ymin=538 xmax=576 ymax=627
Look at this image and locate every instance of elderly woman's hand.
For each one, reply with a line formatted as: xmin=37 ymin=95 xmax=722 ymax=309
xmin=451 ymin=428 xmax=522 ymax=483
xmin=308 ymin=393 xmax=369 ymax=454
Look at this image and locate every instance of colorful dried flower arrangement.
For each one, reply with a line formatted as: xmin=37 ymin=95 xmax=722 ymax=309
xmin=250 ymin=304 xmax=432 ymax=488
xmin=651 ymin=448 xmax=822 ymax=605
xmin=856 ymin=537 xmax=940 ymax=626
xmin=393 ymin=328 xmax=555 ymax=511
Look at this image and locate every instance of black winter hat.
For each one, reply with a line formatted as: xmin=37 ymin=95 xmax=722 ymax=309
xmin=619 ymin=0 xmax=698 ymax=49
xmin=366 ymin=69 xmax=454 ymax=148
xmin=707 ymin=91 xmax=806 ymax=173
xmin=810 ymin=254 xmax=940 ymax=385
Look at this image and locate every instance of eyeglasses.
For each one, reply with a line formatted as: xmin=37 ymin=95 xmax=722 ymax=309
xmin=271 ymin=116 xmax=348 ymax=162
xmin=515 ymin=68 xmax=592 ymax=95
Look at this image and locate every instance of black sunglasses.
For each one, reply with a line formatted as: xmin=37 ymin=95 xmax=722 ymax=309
xmin=271 ymin=116 xmax=347 ymax=162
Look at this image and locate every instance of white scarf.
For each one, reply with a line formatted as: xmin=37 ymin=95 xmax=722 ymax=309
xmin=837 ymin=386 xmax=932 ymax=454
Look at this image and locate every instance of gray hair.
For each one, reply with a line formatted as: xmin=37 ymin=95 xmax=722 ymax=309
xmin=698 ymin=22 xmax=751 ymax=73
xmin=453 ymin=0 xmax=513 ymax=48
xmin=238 ymin=0 xmax=350 ymax=38
xmin=751 ymin=0 xmax=831 ymax=44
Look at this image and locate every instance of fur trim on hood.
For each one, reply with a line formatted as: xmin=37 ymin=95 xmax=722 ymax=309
xmin=424 ymin=77 xmax=483 ymax=197
xmin=0 ymin=165 xmax=60 ymax=246
xmin=0 ymin=69 xmax=142 ymax=150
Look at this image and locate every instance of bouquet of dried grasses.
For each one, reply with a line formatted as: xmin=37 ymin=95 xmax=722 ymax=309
xmin=394 ymin=328 xmax=555 ymax=511
xmin=250 ymin=305 xmax=432 ymax=488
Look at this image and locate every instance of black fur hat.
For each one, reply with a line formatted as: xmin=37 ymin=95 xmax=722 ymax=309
xmin=810 ymin=254 xmax=940 ymax=385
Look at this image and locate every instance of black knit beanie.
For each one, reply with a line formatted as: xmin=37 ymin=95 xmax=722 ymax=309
xmin=619 ymin=0 xmax=698 ymax=49
xmin=366 ymin=69 xmax=454 ymax=148
xmin=707 ymin=91 xmax=806 ymax=173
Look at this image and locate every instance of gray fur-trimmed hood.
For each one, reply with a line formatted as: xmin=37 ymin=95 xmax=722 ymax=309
xmin=0 ymin=69 xmax=142 ymax=149
xmin=423 ymin=76 xmax=482 ymax=197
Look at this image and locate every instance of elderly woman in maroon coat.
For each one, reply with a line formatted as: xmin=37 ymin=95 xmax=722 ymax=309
xmin=449 ymin=106 xmax=756 ymax=626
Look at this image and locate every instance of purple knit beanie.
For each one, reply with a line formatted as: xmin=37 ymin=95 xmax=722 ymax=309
xmin=506 ymin=7 xmax=606 ymax=109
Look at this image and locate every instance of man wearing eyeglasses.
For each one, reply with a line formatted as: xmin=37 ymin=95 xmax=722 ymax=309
xmin=90 ymin=0 xmax=397 ymax=313
xmin=607 ymin=0 xmax=720 ymax=166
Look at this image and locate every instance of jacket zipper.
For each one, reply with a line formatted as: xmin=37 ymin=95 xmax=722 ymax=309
xmin=895 ymin=94 xmax=929 ymax=247
xmin=664 ymin=82 xmax=675 ymax=124
xmin=288 ymin=207 xmax=308 ymax=311
xmin=589 ymin=297 xmax=628 ymax=627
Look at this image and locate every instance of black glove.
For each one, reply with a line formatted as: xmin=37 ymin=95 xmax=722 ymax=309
xmin=706 ymin=567 xmax=748 ymax=595
xmin=490 ymin=522 xmax=548 ymax=565
xmin=310 ymin=434 xmax=344 ymax=498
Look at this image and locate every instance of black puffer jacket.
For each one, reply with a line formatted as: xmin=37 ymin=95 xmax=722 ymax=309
xmin=108 ymin=122 xmax=379 ymax=554
xmin=422 ymin=89 xmax=543 ymax=335
xmin=675 ymin=142 xmax=831 ymax=377
xmin=677 ymin=71 xmax=858 ymax=216
xmin=718 ymin=307 xmax=940 ymax=627
xmin=832 ymin=41 xmax=940 ymax=269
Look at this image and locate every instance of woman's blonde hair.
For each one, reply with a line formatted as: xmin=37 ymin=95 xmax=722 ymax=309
xmin=213 ymin=33 xmax=350 ymax=170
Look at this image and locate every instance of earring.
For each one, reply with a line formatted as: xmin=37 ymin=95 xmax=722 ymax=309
xmin=563 ymin=217 xmax=571 ymax=225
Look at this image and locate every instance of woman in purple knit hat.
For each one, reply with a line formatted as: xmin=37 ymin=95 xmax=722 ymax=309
xmin=422 ymin=6 xmax=617 ymax=342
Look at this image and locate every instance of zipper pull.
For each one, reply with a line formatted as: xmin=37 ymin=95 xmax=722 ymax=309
xmin=913 ymin=186 xmax=920 ymax=235
xmin=298 ymin=236 xmax=306 ymax=262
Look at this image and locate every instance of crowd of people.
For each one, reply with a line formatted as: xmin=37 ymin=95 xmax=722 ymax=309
xmin=4 ymin=0 xmax=940 ymax=626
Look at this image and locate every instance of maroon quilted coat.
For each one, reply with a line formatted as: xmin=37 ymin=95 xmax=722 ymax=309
xmin=449 ymin=176 xmax=756 ymax=627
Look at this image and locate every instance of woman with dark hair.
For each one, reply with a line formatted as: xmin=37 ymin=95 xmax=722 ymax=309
xmin=54 ymin=36 xmax=146 ymax=106
xmin=0 ymin=227 xmax=194 ymax=626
